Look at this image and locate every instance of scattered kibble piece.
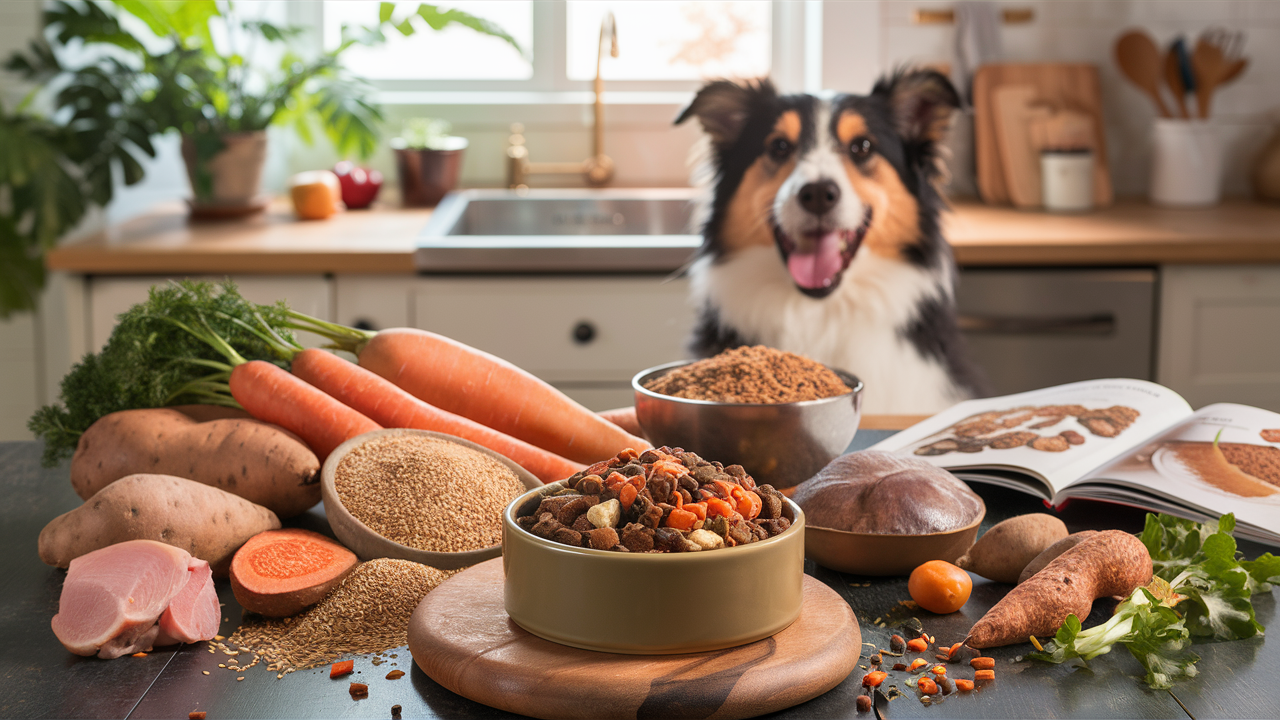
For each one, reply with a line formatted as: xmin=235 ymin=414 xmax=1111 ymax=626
xmin=975 ymin=669 xmax=996 ymax=681
xmin=385 ymin=670 xmax=405 ymax=680
xmin=906 ymin=637 xmax=928 ymax=652
xmin=889 ymin=635 xmax=906 ymax=653
xmin=909 ymin=658 xmax=928 ymax=671
xmin=856 ymin=695 xmax=872 ymax=713
xmin=349 ymin=682 xmax=369 ymax=700
xmin=955 ymin=679 xmax=975 ymax=692
xmin=893 ymin=663 xmax=908 ymax=672
xmin=391 ymin=705 xmax=402 ymax=718
xmin=918 ymin=678 xmax=939 ymax=695
xmin=861 ymin=671 xmax=888 ymax=688
xmin=331 ymin=660 xmax=355 ymax=679
xmin=189 ymin=713 xmax=206 ymax=720
xmin=940 ymin=677 xmax=957 ymax=695
xmin=970 ymin=657 xmax=995 ymax=670
xmin=869 ymin=653 xmax=882 ymax=665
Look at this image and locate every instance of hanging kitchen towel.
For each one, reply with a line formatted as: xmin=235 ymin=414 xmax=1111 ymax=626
xmin=952 ymin=1 xmax=1004 ymax=106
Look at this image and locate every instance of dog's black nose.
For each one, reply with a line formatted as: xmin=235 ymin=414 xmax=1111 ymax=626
xmin=798 ymin=180 xmax=841 ymax=215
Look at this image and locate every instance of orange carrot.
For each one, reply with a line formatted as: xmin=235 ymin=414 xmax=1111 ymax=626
xmin=229 ymin=361 xmax=380 ymax=461
xmin=666 ymin=508 xmax=698 ymax=531
xmin=330 ymin=660 xmax=354 ymax=678
xmin=353 ymin=328 xmax=650 ymax=464
xmin=597 ymin=406 xmax=643 ymax=438
xmin=289 ymin=349 xmax=583 ymax=483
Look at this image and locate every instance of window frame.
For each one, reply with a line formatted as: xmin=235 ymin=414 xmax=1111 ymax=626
xmin=297 ymin=0 xmax=823 ymax=104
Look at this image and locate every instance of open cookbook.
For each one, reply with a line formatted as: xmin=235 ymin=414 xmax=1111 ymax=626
xmin=871 ymin=379 xmax=1280 ymax=546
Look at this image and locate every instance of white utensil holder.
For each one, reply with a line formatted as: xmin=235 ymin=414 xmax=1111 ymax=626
xmin=1150 ymin=118 xmax=1223 ymax=206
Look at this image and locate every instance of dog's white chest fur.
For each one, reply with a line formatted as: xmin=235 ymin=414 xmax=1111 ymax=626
xmin=689 ymin=247 xmax=967 ymax=415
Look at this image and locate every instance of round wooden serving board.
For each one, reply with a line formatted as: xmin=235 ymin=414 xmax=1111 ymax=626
xmin=408 ymin=558 xmax=861 ymax=720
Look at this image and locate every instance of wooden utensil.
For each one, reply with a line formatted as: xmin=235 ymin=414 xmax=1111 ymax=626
xmin=1164 ymin=46 xmax=1190 ymax=118
xmin=1116 ymin=31 xmax=1172 ymax=118
xmin=1221 ymin=57 xmax=1248 ymax=85
xmin=1192 ymin=38 xmax=1230 ymax=118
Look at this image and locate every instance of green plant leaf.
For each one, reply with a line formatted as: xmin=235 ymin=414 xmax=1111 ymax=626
xmin=409 ymin=4 xmax=526 ymax=58
xmin=379 ymin=2 xmax=395 ymax=23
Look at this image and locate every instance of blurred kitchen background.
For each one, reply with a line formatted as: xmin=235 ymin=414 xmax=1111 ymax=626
xmin=3 ymin=0 xmax=1280 ymax=440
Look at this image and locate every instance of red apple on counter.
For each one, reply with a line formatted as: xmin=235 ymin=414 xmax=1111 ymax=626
xmin=333 ymin=161 xmax=383 ymax=209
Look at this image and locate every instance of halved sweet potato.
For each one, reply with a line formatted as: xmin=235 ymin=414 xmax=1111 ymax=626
xmin=229 ymin=529 xmax=358 ymax=617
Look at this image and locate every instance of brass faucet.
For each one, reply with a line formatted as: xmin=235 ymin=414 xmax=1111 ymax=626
xmin=507 ymin=12 xmax=618 ymax=188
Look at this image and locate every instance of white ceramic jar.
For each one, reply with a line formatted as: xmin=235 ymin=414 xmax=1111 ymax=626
xmin=1150 ymin=118 xmax=1223 ymax=206
xmin=1041 ymin=150 xmax=1094 ymax=212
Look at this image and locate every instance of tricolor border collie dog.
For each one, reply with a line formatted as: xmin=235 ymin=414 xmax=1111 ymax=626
xmin=675 ymin=69 xmax=988 ymax=414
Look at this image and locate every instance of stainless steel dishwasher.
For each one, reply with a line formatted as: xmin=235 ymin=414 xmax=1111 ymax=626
xmin=955 ymin=268 xmax=1157 ymax=396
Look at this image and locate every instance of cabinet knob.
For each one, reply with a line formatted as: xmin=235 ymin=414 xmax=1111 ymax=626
xmin=572 ymin=321 xmax=597 ymax=345
xmin=352 ymin=318 xmax=378 ymax=332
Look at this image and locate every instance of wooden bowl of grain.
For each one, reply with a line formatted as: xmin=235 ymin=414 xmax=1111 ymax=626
xmin=322 ymin=429 xmax=542 ymax=570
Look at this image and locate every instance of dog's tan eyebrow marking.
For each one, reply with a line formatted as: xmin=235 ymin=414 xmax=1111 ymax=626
xmin=770 ymin=110 xmax=802 ymax=144
xmin=836 ymin=111 xmax=869 ymax=145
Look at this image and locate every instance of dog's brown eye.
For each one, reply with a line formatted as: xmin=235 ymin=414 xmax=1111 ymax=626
xmin=768 ymin=137 xmax=793 ymax=161
xmin=849 ymin=136 xmax=873 ymax=161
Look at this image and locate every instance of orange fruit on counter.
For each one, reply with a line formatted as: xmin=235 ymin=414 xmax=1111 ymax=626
xmin=290 ymin=170 xmax=342 ymax=220
xmin=908 ymin=559 xmax=972 ymax=614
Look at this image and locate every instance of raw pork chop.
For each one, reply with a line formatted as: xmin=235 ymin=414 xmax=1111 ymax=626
xmin=155 ymin=556 xmax=220 ymax=646
xmin=52 ymin=540 xmax=192 ymax=658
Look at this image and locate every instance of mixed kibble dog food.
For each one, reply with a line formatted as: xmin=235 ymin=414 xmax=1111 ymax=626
xmin=514 ymin=446 xmax=792 ymax=552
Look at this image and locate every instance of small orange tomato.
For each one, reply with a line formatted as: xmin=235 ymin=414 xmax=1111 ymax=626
xmin=908 ymin=560 xmax=973 ymax=614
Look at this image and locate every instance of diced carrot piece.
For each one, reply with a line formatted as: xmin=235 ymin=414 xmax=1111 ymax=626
xmin=930 ymin=665 xmax=947 ymax=675
xmin=683 ymin=502 xmax=707 ymax=521
xmin=861 ymin=671 xmax=887 ymax=688
xmin=605 ymin=472 xmax=629 ymax=491
xmin=974 ymin=669 xmax=995 ymax=681
xmin=909 ymin=658 xmax=928 ymax=671
xmin=705 ymin=497 xmax=735 ymax=518
xmin=331 ymin=660 xmax=354 ymax=678
xmin=619 ymin=484 xmax=638 ymax=512
xmin=955 ymin=679 xmax=974 ymax=692
xmin=970 ymin=657 xmax=995 ymax=670
xmin=666 ymin=508 xmax=698 ymax=531
xmin=907 ymin=637 xmax=928 ymax=652
xmin=918 ymin=678 xmax=939 ymax=695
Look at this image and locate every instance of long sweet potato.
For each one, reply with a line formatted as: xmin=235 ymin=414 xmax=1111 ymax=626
xmin=71 ymin=406 xmax=321 ymax=518
xmin=966 ymin=530 xmax=1152 ymax=648
xmin=39 ymin=474 xmax=281 ymax=578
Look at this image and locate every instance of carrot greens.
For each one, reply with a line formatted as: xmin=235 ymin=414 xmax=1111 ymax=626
xmin=28 ymin=280 xmax=296 ymax=466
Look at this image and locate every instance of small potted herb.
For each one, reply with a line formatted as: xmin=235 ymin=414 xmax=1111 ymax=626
xmin=391 ymin=118 xmax=469 ymax=207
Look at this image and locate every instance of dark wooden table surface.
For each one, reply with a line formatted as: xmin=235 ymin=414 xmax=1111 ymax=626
xmin=2 ymin=435 xmax=1274 ymax=720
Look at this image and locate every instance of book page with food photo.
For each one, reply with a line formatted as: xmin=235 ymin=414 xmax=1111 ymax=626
xmin=872 ymin=379 xmax=1280 ymax=545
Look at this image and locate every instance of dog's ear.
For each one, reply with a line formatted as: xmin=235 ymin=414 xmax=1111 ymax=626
xmin=675 ymin=79 xmax=776 ymax=147
xmin=875 ymin=69 xmax=960 ymax=144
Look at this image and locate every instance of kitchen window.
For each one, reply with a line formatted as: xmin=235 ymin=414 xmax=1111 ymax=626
xmin=307 ymin=0 xmax=816 ymax=98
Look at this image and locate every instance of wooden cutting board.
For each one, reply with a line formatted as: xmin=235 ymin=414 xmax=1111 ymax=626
xmin=408 ymin=558 xmax=862 ymax=720
xmin=993 ymin=84 xmax=1053 ymax=208
xmin=974 ymin=63 xmax=1113 ymax=207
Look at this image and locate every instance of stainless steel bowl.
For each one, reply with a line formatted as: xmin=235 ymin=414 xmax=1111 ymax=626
xmin=633 ymin=360 xmax=863 ymax=489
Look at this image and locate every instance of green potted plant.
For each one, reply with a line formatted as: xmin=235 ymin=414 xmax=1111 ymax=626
xmin=391 ymin=118 xmax=469 ymax=207
xmin=7 ymin=1 xmax=521 ymax=217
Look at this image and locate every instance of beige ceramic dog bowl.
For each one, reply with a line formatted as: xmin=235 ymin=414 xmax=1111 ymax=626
xmin=803 ymin=500 xmax=985 ymax=576
xmin=503 ymin=482 xmax=805 ymax=654
xmin=322 ymin=429 xmax=542 ymax=570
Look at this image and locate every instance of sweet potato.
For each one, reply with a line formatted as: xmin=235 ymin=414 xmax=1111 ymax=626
xmin=71 ymin=406 xmax=321 ymax=518
xmin=39 ymin=474 xmax=281 ymax=577
xmin=956 ymin=514 xmax=1068 ymax=583
xmin=966 ymin=530 xmax=1152 ymax=648
xmin=1017 ymin=531 xmax=1099 ymax=584
xmin=230 ymin=529 xmax=357 ymax=618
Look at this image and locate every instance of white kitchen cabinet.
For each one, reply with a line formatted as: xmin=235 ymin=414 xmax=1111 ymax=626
xmin=1158 ymin=265 xmax=1280 ymax=411
xmin=88 ymin=276 xmax=334 ymax=352
xmin=334 ymin=275 xmax=695 ymax=410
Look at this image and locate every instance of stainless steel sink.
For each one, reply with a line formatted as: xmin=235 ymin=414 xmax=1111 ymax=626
xmin=414 ymin=188 xmax=702 ymax=272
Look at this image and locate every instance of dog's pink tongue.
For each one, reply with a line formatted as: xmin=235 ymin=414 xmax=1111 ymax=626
xmin=786 ymin=231 xmax=844 ymax=290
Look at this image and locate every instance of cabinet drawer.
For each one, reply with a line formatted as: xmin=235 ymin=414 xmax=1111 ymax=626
xmin=413 ymin=276 xmax=694 ymax=383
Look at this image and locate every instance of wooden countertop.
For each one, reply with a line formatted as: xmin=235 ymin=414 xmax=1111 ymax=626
xmin=46 ymin=197 xmax=1280 ymax=275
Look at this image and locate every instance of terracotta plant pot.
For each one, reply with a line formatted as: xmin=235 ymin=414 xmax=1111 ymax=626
xmin=181 ymin=131 xmax=268 ymax=217
xmin=394 ymin=145 xmax=465 ymax=207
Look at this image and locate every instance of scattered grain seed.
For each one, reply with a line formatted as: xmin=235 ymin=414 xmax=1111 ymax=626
xmin=202 ymin=671 xmax=209 ymax=676
xmin=237 ymin=677 xmax=244 ymax=682
xmin=386 ymin=670 xmax=405 ymax=680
